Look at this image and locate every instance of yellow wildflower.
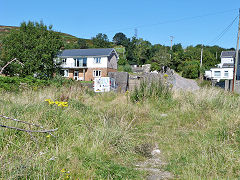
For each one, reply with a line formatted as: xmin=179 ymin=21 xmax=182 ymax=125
xmin=45 ymin=99 xmax=68 ymax=108
xmin=61 ymin=169 xmax=66 ymax=173
xmin=46 ymin=135 xmax=51 ymax=138
xmin=63 ymin=104 xmax=68 ymax=107
xmin=163 ymin=74 xmax=168 ymax=78
xmin=49 ymin=100 xmax=55 ymax=105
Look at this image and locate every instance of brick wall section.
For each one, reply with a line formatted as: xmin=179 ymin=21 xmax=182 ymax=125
xmin=69 ymin=69 xmax=74 ymax=79
xmin=65 ymin=68 xmax=117 ymax=81
xmin=85 ymin=68 xmax=117 ymax=81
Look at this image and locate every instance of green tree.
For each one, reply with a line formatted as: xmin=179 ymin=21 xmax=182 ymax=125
xmin=78 ymin=39 xmax=89 ymax=49
xmin=150 ymin=48 xmax=171 ymax=71
xmin=135 ymin=39 xmax=152 ymax=65
xmin=1 ymin=21 xmax=63 ymax=78
xmin=172 ymin=43 xmax=183 ymax=53
xmin=113 ymin=32 xmax=128 ymax=46
xmin=92 ymin=33 xmax=111 ymax=48
xmin=182 ymin=61 xmax=200 ymax=79
xmin=125 ymin=37 xmax=138 ymax=65
xmin=170 ymin=43 xmax=184 ymax=71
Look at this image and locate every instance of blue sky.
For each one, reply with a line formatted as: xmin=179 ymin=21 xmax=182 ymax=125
xmin=1 ymin=0 xmax=239 ymax=48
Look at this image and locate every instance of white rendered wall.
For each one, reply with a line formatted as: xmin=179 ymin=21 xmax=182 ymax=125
xmin=217 ymin=57 xmax=234 ymax=68
xmin=221 ymin=57 xmax=234 ymax=64
xmin=61 ymin=57 xmax=108 ymax=68
xmin=87 ymin=57 xmax=108 ymax=68
xmin=61 ymin=58 xmax=75 ymax=68
xmin=209 ymin=68 xmax=233 ymax=81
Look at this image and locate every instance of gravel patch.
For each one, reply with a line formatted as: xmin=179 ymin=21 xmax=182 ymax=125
xmin=172 ymin=73 xmax=200 ymax=91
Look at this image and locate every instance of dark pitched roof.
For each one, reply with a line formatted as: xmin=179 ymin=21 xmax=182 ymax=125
xmin=222 ymin=63 xmax=234 ymax=68
xmin=221 ymin=51 xmax=235 ymax=58
xmin=58 ymin=48 xmax=116 ymax=57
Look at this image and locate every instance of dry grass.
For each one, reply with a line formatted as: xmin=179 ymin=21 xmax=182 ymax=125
xmin=0 ymin=84 xmax=149 ymax=179
xmin=1 ymin=83 xmax=240 ymax=179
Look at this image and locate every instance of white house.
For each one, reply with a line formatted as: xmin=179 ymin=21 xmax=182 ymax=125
xmin=204 ymin=51 xmax=235 ymax=82
xmin=57 ymin=48 xmax=119 ymax=81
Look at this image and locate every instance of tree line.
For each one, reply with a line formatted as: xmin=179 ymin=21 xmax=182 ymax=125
xmin=68 ymin=32 xmax=233 ymax=78
xmin=0 ymin=21 xmax=233 ymax=79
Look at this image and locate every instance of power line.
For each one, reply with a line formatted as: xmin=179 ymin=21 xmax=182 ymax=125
xmin=209 ymin=15 xmax=238 ymax=45
xmin=103 ymin=8 xmax=238 ymax=34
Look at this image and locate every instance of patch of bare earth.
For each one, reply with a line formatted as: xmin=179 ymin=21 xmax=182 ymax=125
xmin=135 ymin=147 xmax=173 ymax=180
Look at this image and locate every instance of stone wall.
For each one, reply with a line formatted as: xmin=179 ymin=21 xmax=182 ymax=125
xmin=128 ymin=68 xmax=175 ymax=91
xmin=108 ymin=72 xmax=129 ymax=92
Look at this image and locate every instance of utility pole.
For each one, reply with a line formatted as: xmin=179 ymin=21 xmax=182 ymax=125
xmin=232 ymin=8 xmax=240 ymax=92
xmin=170 ymin=36 xmax=174 ymax=59
xmin=200 ymin=45 xmax=203 ymax=68
xmin=200 ymin=44 xmax=203 ymax=80
xmin=134 ymin=28 xmax=138 ymax=39
xmin=170 ymin=36 xmax=174 ymax=50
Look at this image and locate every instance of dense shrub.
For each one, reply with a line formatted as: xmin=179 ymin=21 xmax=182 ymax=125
xmin=0 ymin=76 xmax=73 ymax=92
xmin=182 ymin=61 xmax=199 ymax=79
xmin=118 ymin=64 xmax=132 ymax=73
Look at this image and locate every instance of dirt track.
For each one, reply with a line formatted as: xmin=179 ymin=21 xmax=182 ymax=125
xmin=172 ymin=73 xmax=200 ymax=91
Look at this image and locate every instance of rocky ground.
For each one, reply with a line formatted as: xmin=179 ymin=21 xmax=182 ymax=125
xmin=172 ymin=73 xmax=200 ymax=91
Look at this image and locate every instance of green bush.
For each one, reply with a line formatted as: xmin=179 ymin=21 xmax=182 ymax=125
xmin=0 ymin=75 xmax=73 ymax=92
xmin=182 ymin=61 xmax=200 ymax=79
xmin=117 ymin=57 xmax=128 ymax=66
xmin=118 ymin=64 xmax=132 ymax=73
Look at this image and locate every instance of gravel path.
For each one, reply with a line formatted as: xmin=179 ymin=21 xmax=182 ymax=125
xmin=136 ymin=156 xmax=173 ymax=180
xmin=172 ymin=73 xmax=200 ymax=91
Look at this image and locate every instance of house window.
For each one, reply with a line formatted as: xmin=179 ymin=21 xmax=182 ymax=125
xmin=224 ymin=71 xmax=229 ymax=77
xmin=60 ymin=69 xmax=69 ymax=77
xmin=62 ymin=58 xmax=67 ymax=64
xmin=74 ymin=58 xmax=81 ymax=67
xmin=214 ymin=71 xmax=221 ymax=77
xmin=74 ymin=58 xmax=87 ymax=67
xmin=94 ymin=57 xmax=101 ymax=64
xmin=83 ymin=58 xmax=87 ymax=67
xmin=93 ymin=70 xmax=101 ymax=77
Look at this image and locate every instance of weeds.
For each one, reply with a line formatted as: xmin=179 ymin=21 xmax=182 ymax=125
xmin=0 ymin=83 xmax=144 ymax=179
xmin=2 ymin=79 xmax=240 ymax=179
xmin=0 ymin=75 xmax=73 ymax=92
xmin=130 ymin=79 xmax=172 ymax=102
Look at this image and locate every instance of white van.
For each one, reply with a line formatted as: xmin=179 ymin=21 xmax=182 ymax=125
xmin=94 ymin=77 xmax=116 ymax=92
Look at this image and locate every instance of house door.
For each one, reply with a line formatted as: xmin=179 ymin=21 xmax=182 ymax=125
xmin=74 ymin=70 xmax=79 ymax=80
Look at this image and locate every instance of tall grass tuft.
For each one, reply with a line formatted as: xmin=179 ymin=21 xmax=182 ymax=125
xmin=130 ymin=79 xmax=172 ymax=102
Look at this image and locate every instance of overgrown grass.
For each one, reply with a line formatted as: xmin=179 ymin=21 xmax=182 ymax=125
xmin=1 ymin=79 xmax=240 ymax=179
xmin=0 ymin=83 xmax=146 ymax=179
xmin=130 ymin=80 xmax=172 ymax=102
